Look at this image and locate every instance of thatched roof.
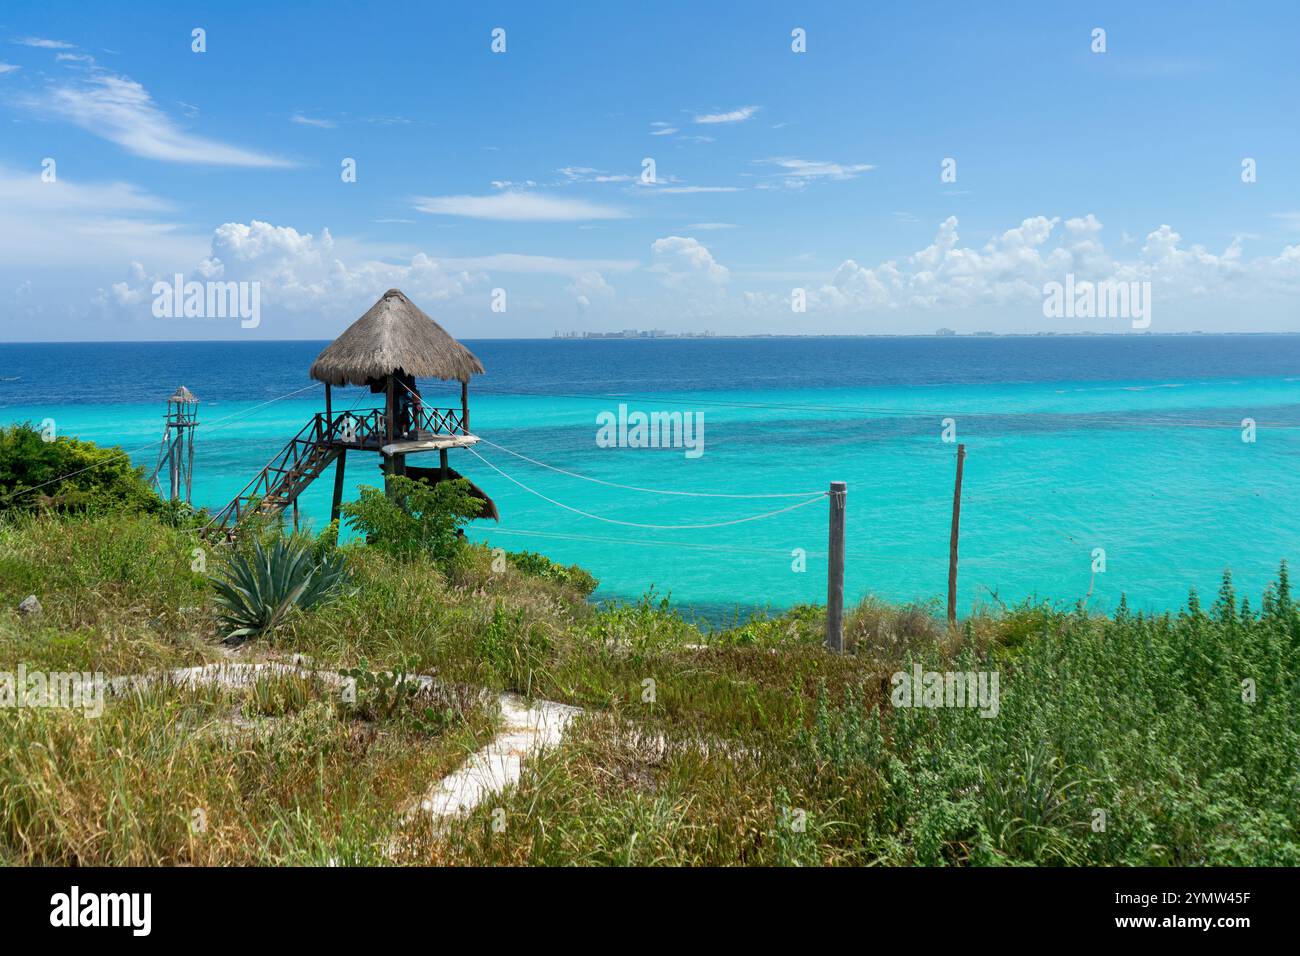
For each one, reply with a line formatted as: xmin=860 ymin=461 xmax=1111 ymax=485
xmin=168 ymin=385 xmax=198 ymax=404
xmin=310 ymin=289 xmax=485 ymax=387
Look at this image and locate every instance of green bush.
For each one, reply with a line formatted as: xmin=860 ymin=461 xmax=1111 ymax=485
xmin=506 ymin=549 xmax=598 ymax=594
xmin=210 ymin=537 xmax=353 ymax=643
xmin=0 ymin=423 xmax=161 ymax=515
xmin=341 ymin=474 xmax=482 ymax=564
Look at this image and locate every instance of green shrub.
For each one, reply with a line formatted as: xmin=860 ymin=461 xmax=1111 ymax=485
xmin=506 ymin=549 xmax=598 ymax=594
xmin=210 ymin=537 xmax=353 ymax=643
xmin=341 ymin=475 xmax=482 ymax=564
xmin=0 ymin=423 xmax=161 ymax=515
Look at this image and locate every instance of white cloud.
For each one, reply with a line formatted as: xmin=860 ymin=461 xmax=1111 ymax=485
xmin=290 ymin=113 xmax=336 ymax=128
xmin=566 ymin=271 xmax=615 ymax=312
xmin=651 ymin=236 xmax=730 ymax=286
xmin=745 ymin=215 xmax=1295 ymax=322
xmin=693 ymin=105 xmax=760 ymax=124
xmin=656 ymin=185 xmax=742 ymax=194
xmin=30 ymin=70 xmax=293 ymax=167
xmin=16 ymin=37 xmax=74 ymax=49
xmin=557 ymin=166 xmax=634 ymax=184
xmin=412 ymin=191 xmax=626 ymax=221
xmin=758 ymin=157 xmax=876 ymax=183
xmin=0 ymin=62 xmax=20 ymax=75
xmin=435 ymin=253 xmax=638 ymax=276
xmin=101 ymin=220 xmax=485 ymax=324
xmin=92 ymin=220 xmax=645 ymax=331
xmin=0 ymin=164 xmax=201 ymax=268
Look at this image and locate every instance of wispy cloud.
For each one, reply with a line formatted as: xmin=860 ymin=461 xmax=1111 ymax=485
xmin=0 ymin=62 xmax=19 ymax=76
xmin=29 ymin=69 xmax=294 ymax=167
xmin=693 ymin=105 xmax=760 ymax=124
xmin=557 ymin=166 xmax=634 ymax=184
xmin=291 ymin=113 xmax=337 ymax=129
xmin=435 ymin=253 xmax=639 ymax=276
xmin=657 ymin=185 xmax=742 ymax=194
xmin=686 ymin=222 xmax=739 ymax=230
xmin=0 ymin=163 xmax=198 ymax=268
xmin=412 ymin=191 xmax=626 ymax=221
xmin=650 ymin=121 xmax=678 ymax=136
xmin=757 ymin=157 xmax=876 ymax=184
xmin=15 ymin=37 xmax=74 ymax=49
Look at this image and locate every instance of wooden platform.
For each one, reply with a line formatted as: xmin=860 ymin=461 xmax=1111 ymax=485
xmin=380 ymin=433 xmax=480 ymax=456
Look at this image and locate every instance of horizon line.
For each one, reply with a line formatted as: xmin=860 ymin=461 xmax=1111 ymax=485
xmin=5 ymin=331 xmax=1300 ymax=346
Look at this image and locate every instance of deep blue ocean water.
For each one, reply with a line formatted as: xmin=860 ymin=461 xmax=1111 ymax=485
xmin=3 ymin=335 xmax=1298 ymax=620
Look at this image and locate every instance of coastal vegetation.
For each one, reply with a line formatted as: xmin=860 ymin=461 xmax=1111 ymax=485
xmin=0 ymin=432 xmax=1296 ymax=866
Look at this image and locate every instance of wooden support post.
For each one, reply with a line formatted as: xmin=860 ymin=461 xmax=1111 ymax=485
xmin=948 ymin=443 xmax=967 ymax=627
xmin=184 ymin=426 xmax=195 ymax=503
xmin=324 ymin=384 xmax=332 ymax=438
xmin=292 ymin=496 xmax=300 ymax=532
xmin=439 ymin=447 xmax=449 ymax=479
xmin=385 ymin=379 xmax=395 ymax=443
xmin=382 ymin=456 xmax=395 ymax=498
xmin=330 ymin=449 xmax=347 ymax=524
xmin=826 ymin=480 xmax=847 ymax=653
xmin=461 ymin=380 xmax=469 ymax=434
xmin=169 ymin=432 xmax=180 ymax=501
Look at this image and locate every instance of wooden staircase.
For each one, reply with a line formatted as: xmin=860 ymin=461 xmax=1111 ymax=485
xmin=202 ymin=416 xmax=340 ymax=540
xmin=201 ymin=405 xmax=475 ymax=541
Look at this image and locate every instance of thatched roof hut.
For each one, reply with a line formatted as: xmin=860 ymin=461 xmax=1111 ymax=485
xmin=309 ymin=289 xmax=484 ymax=387
xmin=168 ymin=385 xmax=198 ymax=404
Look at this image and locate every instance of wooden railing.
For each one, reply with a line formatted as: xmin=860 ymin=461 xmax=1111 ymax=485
xmin=321 ymin=406 xmax=466 ymax=445
xmin=203 ymin=415 xmax=334 ymax=536
xmin=202 ymin=406 xmax=471 ymax=538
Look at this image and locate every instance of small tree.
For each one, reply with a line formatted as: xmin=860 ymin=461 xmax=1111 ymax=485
xmin=342 ymin=474 xmax=482 ymax=563
xmin=0 ymin=423 xmax=160 ymax=514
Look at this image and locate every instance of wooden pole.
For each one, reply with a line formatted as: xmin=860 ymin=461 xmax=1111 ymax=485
xmin=324 ymin=384 xmax=332 ymax=437
xmin=330 ymin=449 xmax=347 ymax=524
xmin=461 ymin=380 xmax=470 ymax=434
xmin=385 ymin=378 xmax=395 ymax=443
xmin=384 ymin=377 xmax=396 ymax=499
xmin=826 ymin=480 xmax=846 ymax=652
xmin=185 ymin=424 xmax=195 ymax=503
xmin=169 ymin=431 xmax=180 ymax=501
xmin=292 ymin=496 xmax=300 ymax=532
xmin=947 ymin=443 xmax=967 ymax=627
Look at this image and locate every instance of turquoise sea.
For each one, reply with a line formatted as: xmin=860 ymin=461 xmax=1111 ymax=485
xmin=3 ymin=336 xmax=1297 ymax=619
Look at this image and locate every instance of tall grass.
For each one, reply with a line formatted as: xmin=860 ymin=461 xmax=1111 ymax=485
xmin=2 ymin=510 xmax=1296 ymax=865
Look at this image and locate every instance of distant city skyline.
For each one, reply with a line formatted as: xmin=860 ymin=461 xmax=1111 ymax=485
xmin=2 ymin=1 xmax=1298 ymax=342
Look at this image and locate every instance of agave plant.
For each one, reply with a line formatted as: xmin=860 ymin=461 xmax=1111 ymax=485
xmin=210 ymin=537 xmax=352 ymax=643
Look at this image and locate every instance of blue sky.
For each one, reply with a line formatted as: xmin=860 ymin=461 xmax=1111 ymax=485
xmin=2 ymin=0 xmax=1298 ymax=340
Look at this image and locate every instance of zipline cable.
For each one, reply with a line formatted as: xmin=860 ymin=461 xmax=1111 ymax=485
xmin=3 ymin=381 xmax=323 ymax=504
xmin=473 ymin=435 xmax=824 ymax=499
xmin=464 ymin=447 xmax=827 ymax=530
xmin=393 ymin=377 xmax=823 ymax=499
